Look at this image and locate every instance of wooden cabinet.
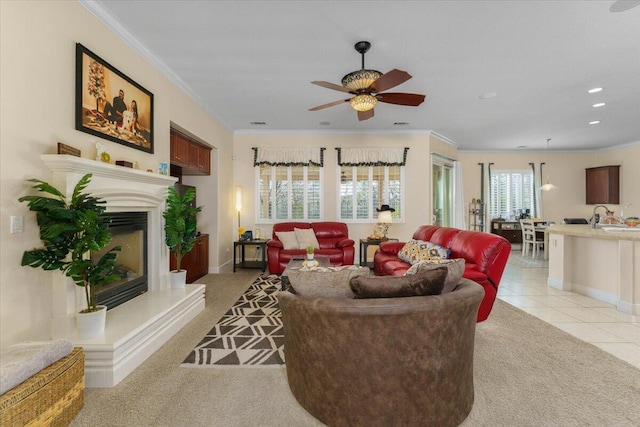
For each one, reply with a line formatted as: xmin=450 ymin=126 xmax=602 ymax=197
xmin=170 ymin=130 xmax=211 ymax=175
xmin=170 ymin=132 xmax=190 ymax=168
xmin=170 ymin=234 xmax=209 ymax=283
xmin=491 ymin=220 xmax=522 ymax=244
xmin=586 ymin=165 xmax=620 ymax=204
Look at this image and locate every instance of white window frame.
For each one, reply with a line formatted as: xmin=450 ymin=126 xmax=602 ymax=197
xmin=489 ymin=169 xmax=534 ymax=220
xmin=337 ymin=165 xmax=405 ymax=223
xmin=255 ymin=164 xmax=323 ymax=224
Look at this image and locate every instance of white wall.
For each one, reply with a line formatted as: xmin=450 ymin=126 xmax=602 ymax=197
xmin=0 ymin=1 xmax=233 ymax=347
xmin=232 ymin=132 xmax=444 ymax=249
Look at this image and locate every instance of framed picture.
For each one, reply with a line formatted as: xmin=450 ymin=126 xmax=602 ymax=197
xmin=241 ymin=231 xmax=253 ymax=241
xmin=75 ymin=43 xmax=154 ymax=153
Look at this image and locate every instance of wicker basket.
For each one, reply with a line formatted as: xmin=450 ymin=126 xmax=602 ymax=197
xmin=0 ymin=347 xmax=84 ymax=427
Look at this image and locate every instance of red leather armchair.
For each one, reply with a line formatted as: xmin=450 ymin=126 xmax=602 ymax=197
xmin=267 ymin=222 xmax=355 ymax=274
xmin=374 ymin=225 xmax=511 ymax=322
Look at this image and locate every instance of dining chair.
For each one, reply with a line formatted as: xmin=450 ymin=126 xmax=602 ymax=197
xmin=520 ymin=219 xmax=544 ymax=258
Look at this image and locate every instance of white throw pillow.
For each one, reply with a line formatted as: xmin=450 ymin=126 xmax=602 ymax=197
xmin=276 ymin=231 xmax=299 ymax=250
xmin=294 ymin=227 xmax=320 ymax=250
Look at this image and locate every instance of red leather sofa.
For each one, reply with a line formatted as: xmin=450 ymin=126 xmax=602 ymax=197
xmin=374 ymin=225 xmax=511 ymax=322
xmin=267 ymin=222 xmax=355 ymax=274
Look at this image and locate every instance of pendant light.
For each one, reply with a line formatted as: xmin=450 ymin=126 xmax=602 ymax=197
xmin=540 ymin=139 xmax=558 ymax=191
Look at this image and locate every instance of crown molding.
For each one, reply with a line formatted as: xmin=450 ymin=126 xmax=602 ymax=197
xmin=78 ymin=0 xmax=232 ymax=131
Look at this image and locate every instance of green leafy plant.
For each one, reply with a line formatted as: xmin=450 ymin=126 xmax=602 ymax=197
xmin=19 ymin=174 xmax=121 ymax=313
xmin=163 ymin=187 xmax=202 ymax=272
xmin=306 ymin=246 xmax=315 ymax=255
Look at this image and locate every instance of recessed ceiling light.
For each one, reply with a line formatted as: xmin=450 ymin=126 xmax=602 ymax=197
xmin=517 ymin=145 xmax=527 ymax=149
xmin=610 ymin=0 xmax=640 ymax=12
xmin=589 ymin=121 xmax=601 ymax=125
xmin=250 ymin=121 xmax=266 ymax=126
xmin=393 ymin=122 xmax=410 ymax=126
xmin=587 ymin=87 xmax=603 ymax=93
xmin=479 ymin=92 xmax=497 ymax=99
xmin=319 ymin=121 xmax=331 ymax=126
xmin=592 ymin=103 xmax=606 ymax=108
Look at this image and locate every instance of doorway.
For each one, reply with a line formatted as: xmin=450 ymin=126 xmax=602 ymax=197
xmin=432 ymin=155 xmax=453 ymax=226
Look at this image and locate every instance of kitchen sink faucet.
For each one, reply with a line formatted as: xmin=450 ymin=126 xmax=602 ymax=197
xmin=591 ymin=205 xmax=610 ymax=229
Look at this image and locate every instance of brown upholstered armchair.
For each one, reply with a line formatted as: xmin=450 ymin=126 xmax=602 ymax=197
xmin=278 ymin=278 xmax=484 ymax=427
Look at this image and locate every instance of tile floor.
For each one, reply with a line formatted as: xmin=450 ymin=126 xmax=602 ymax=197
xmin=499 ymin=250 xmax=640 ymax=369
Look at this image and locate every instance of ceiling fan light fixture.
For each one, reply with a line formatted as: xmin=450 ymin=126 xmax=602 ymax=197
xmin=349 ymin=94 xmax=377 ymax=111
xmin=342 ymin=69 xmax=382 ymax=91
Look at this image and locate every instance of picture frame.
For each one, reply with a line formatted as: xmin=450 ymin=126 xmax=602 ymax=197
xmin=57 ymin=142 xmax=81 ymax=157
xmin=75 ymin=43 xmax=154 ymax=153
xmin=241 ymin=231 xmax=253 ymax=241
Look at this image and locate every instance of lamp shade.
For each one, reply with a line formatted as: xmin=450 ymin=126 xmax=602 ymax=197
xmin=377 ymin=210 xmax=393 ymax=223
xmin=235 ymin=186 xmax=243 ymax=211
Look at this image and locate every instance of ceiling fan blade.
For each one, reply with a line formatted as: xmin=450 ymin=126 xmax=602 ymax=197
xmin=370 ymin=69 xmax=412 ymax=93
xmin=377 ymin=92 xmax=426 ymax=107
xmin=357 ymin=109 xmax=374 ymax=121
xmin=311 ymin=81 xmax=353 ymax=93
xmin=309 ymin=99 xmax=349 ymax=111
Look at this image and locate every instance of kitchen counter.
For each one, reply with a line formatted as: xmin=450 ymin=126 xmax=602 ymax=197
xmin=544 ymin=224 xmax=640 ymax=241
xmin=546 ymin=224 xmax=640 ymax=315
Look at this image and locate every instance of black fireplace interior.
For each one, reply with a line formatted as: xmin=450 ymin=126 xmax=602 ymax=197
xmin=94 ymin=212 xmax=148 ymax=310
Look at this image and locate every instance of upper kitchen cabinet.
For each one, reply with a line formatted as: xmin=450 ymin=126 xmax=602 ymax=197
xmin=585 ymin=165 xmax=620 ymax=205
xmin=170 ymin=129 xmax=211 ymax=175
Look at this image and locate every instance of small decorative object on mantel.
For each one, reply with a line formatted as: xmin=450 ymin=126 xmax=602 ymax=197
xmin=95 ymin=142 xmax=110 ymax=163
xmin=158 ymin=162 xmax=168 ymax=176
xmin=116 ymin=160 xmax=133 ymax=168
xmin=57 ymin=142 xmax=81 ymax=157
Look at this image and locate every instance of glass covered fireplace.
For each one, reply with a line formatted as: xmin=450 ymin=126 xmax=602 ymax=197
xmin=92 ymin=212 xmax=148 ymax=309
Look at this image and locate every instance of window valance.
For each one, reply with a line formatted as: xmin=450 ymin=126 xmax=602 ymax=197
xmin=252 ymin=147 xmax=326 ymax=166
xmin=336 ymin=147 xmax=409 ymax=166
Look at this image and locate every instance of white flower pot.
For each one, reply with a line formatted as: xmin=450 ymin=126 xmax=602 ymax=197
xmin=307 ymin=253 xmax=314 ymax=261
xmin=76 ymin=305 xmax=107 ymax=339
xmin=170 ymin=270 xmax=187 ymax=289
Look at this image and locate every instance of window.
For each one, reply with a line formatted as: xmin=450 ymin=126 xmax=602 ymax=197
xmin=257 ymin=164 xmax=321 ymax=221
xmin=339 ymin=165 xmax=403 ymax=221
xmin=489 ymin=169 xmax=534 ymax=220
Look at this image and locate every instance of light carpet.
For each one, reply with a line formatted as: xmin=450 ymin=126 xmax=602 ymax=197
xmin=69 ymin=271 xmax=640 ymax=427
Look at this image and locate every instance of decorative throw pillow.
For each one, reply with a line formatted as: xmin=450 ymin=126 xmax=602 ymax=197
xmin=288 ymin=265 xmax=371 ymax=299
xmin=349 ymin=266 xmax=448 ymax=299
xmin=275 ymin=231 xmax=299 ymax=250
xmin=404 ymin=258 xmax=465 ymax=294
xmin=294 ymin=227 xmax=320 ymax=250
xmin=397 ymin=239 xmax=450 ymax=265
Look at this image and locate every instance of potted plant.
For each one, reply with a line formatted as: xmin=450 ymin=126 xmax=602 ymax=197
xmin=19 ymin=173 xmax=121 ymax=339
xmin=306 ymin=246 xmax=315 ymax=261
xmin=163 ymin=186 xmax=202 ymax=288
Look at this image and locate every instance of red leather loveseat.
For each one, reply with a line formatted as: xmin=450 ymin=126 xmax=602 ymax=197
xmin=374 ymin=225 xmax=511 ymax=321
xmin=267 ymin=222 xmax=355 ymax=275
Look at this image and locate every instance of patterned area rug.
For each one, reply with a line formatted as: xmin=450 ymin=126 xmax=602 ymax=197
xmin=181 ymin=274 xmax=285 ymax=368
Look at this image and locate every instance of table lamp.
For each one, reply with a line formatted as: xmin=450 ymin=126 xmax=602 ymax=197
xmin=375 ymin=205 xmax=395 ymax=241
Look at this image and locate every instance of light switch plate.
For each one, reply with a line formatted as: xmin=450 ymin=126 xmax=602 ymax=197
xmin=10 ymin=215 xmax=23 ymax=234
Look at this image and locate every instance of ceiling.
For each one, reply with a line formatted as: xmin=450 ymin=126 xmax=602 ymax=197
xmin=83 ymin=0 xmax=640 ymax=151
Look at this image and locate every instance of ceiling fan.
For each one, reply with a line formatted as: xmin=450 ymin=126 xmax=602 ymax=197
xmin=309 ymin=41 xmax=426 ymax=121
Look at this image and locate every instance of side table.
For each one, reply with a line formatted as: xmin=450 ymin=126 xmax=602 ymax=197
xmin=359 ymin=238 xmax=398 ymax=268
xmin=233 ymin=239 xmax=267 ymax=272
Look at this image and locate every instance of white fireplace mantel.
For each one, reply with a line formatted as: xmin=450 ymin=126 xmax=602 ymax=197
xmin=42 ymin=155 xmax=206 ymax=387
